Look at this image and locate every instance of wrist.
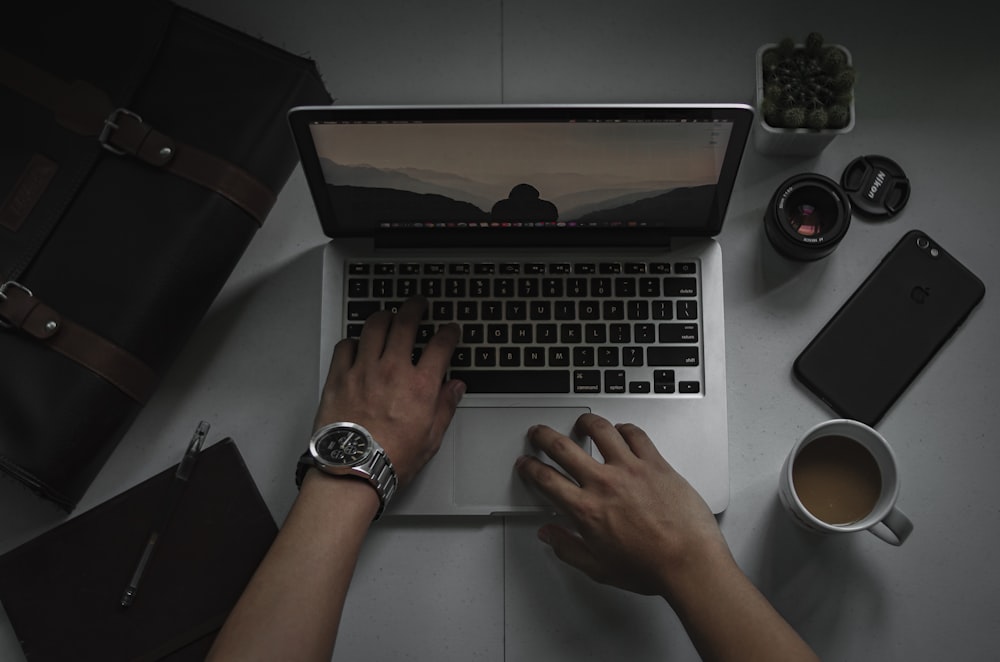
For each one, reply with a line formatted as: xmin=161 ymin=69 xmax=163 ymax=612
xmin=299 ymin=469 xmax=381 ymax=523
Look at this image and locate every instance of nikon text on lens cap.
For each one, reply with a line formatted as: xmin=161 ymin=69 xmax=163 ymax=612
xmin=764 ymin=173 xmax=852 ymax=261
xmin=840 ymin=155 xmax=910 ymax=219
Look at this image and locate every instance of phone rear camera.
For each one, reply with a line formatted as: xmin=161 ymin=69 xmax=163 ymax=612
xmin=764 ymin=174 xmax=852 ymax=261
xmin=916 ymin=236 xmax=930 ymax=250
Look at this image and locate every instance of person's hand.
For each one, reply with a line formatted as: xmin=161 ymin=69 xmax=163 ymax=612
xmin=314 ymin=297 xmax=465 ymax=487
xmin=515 ymin=413 xmax=732 ymax=599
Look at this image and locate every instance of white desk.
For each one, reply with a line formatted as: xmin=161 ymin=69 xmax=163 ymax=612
xmin=3 ymin=1 xmax=999 ymax=659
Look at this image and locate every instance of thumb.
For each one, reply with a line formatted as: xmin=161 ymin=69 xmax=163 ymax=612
xmin=429 ymin=379 xmax=466 ymax=442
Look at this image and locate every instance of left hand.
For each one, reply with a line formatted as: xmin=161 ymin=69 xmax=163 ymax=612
xmin=314 ymin=297 xmax=465 ymax=487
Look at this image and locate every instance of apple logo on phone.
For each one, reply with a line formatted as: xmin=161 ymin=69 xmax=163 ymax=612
xmin=910 ymin=285 xmax=931 ymax=304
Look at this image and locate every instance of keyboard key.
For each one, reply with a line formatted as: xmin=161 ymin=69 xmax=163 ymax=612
xmin=651 ymin=262 xmax=671 ymax=274
xmin=623 ymin=346 xmax=643 ymax=366
xmin=494 ymin=279 xmax=514 ymax=297
xmin=574 ymin=263 xmax=596 ymax=274
xmin=432 ymin=301 xmax=454 ymax=320
xmin=475 ymin=347 xmax=496 ymax=367
xmin=628 ymin=300 xmax=650 ymax=320
xmin=639 ymin=277 xmax=660 ymax=297
xmin=658 ymin=323 xmax=699 ymax=343
xmin=598 ymin=346 xmax=619 ymax=367
xmin=525 ymin=347 xmax=545 ymax=366
xmin=537 ymin=324 xmax=557 ymax=343
xmin=560 ymin=324 xmax=582 ymax=343
xmin=625 ymin=263 xmax=646 ymax=274
xmin=664 ymin=277 xmax=697 ymax=297
xmin=585 ymin=323 xmax=607 ymax=343
xmin=463 ymin=324 xmax=484 ymax=344
xmin=375 ymin=264 xmax=396 ymax=275
xmin=679 ymin=381 xmax=701 ymax=393
xmin=348 ymin=263 xmax=370 ymax=275
xmin=373 ymin=278 xmax=393 ymax=297
xmin=423 ymin=263 xmax=445 ymax=275
xmin=573 ymin=347 xmax=595 ymax=366
xmin=450 ymin=347 xmax=471 ymax=367
xmin=614 ymin=278 xmax=636 ymax=297
xmin=500 ymin=347 xmax=520 ymax=367
xmin=635 ymin=323 xmax=655 ymax=343
xmin=530 ymin=301 xmax=552 ymax=320
xmin=549 ymin=347 xmax=570 ymax=366
xmin=506 ymin=301 xmax=527 ymax=320
xmin=675 ymin=262 xmax=697 ymax=274
xmin=653 ymin=370 xmax=676 ymax=393
xmin=487 ymin=324 xmax=508 ymax=343
xmin=474 ymin=263 xmax=495 ymax=274
xmin=348 ymin=279 xmax=368 ymax=297
xmin=348 ymin=301 xmax=380 ymax=321
xmin=457 ymin=301 xmax=477 ymax=320
xmin=573 ymin=370 xmax=601 ymax=393
xmin=450 ymin=370 xmax=570 ymax=393
xmin=604 ymin=370 xmax=626 ymax=393
xmin=591 ymin=278 xmax=611 ymax=297
xmin=599 ymin=262 xmax=622 ymax=274
xmin=629 ymin=381 xmax=651 ymax=394
xmin=449 ymin=263 xmax=471 ymax=274
xmin=512 ymin=324 xmax=533 ymax=343
xmin=445 ymin=279 xmax=466 ymax=297
xmin=677 ymin=300 xmax=698 ymax=320
xmin=647 ymin=347 xmax=699 ymax=366
xmin=579 ymin=301 xmax=600 ymax=320
xmin=652 ymin=301 xmax=674 ymax=320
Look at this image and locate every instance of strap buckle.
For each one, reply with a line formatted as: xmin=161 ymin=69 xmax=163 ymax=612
xmin=98 ymin=107 xmax=143 ymax=156
xmin=0 ymin=280 xmax=33 ymax=329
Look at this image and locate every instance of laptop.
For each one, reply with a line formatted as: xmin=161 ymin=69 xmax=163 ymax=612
xmin=287 ymin=104 xmax=753 ymax=515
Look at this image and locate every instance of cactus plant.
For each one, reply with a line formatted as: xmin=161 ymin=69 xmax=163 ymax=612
xmin=759 ymin=32 xmax=855 ymax=131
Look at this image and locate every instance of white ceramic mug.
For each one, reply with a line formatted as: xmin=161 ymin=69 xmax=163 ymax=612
xmin=779 ymin=419 xmax=913 ymax=546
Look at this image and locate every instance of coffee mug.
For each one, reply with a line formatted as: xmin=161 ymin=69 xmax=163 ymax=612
xmin=779 ymin=419 xmax=913 ymax=546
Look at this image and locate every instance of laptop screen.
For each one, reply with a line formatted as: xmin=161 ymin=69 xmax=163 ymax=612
xmin=289 ymin=105 xmax=753 ymax=246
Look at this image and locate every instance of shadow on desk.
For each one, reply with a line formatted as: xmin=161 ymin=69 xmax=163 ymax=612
xmin=749 ymin=495 xmax=889 ymax=652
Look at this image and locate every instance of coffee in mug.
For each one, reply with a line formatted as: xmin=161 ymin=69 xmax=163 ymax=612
xmin=779 ymin=419 xmax=913 ymax=545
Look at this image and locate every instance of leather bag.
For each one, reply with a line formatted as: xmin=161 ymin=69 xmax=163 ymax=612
xmin=0 ymin=0 xmax=331 ymax=510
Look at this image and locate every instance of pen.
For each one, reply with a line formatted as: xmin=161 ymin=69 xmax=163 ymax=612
xmin=120 ymin=420 xmax=209 ymax=608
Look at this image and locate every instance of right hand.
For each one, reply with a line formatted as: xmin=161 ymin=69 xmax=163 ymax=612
xmin=515 ymin=413 xmax=732 ymax=599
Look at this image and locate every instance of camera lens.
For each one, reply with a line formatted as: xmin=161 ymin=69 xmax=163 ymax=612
xmin=916 ymin=236 xmax=930 ymax=250
xmin=764 ymin=173 xmax=852 ymax=261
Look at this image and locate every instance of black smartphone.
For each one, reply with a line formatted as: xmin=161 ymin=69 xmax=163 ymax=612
xmin=794 ymin=230 xmax=985 ymax=426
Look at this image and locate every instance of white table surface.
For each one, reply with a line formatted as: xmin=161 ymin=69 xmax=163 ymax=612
xmin=3 ymin=1 xmax=999 ymax=660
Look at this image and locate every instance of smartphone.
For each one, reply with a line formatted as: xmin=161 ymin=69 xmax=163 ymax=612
xmin=794 ymin=230 xmax=985 ymax=426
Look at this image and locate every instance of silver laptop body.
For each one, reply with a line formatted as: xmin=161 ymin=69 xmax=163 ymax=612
xmin=289 ymin=104 xmax=754 ymax=515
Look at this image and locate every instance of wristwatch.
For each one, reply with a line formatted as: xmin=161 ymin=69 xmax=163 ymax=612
xmin=295 ymin=422 xmax=398 ymax=519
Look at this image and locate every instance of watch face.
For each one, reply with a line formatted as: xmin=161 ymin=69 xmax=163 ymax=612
xmin=315 ymin=427 xmax=372 ymax=466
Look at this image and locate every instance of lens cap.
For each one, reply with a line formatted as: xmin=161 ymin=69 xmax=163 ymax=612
xmin=840 ymin=155 xmax=910 ymax=219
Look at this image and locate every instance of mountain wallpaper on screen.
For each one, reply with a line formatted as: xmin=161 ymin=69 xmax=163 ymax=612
xmin=321 ymin=158 xmax=715 ymax=225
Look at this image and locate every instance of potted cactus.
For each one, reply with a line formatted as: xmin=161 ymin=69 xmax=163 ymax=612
xmin=754 ymin=32 xmax=856 ymax=156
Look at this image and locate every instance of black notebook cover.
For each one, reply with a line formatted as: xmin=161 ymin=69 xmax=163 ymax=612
xmin=0 ymin=438 xmax=277 ymax=661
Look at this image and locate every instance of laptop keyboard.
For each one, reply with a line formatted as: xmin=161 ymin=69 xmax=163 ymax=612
xmin=344 ymin=259 xmax=704 ymax=396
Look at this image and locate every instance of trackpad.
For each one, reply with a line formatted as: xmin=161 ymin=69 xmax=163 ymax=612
xmin=451 ymin=407 xmax=591 ymax=513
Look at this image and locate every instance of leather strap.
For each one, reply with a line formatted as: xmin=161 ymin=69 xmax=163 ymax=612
xmin=0 ymin=282 xmax=155 ymax=403
xmin=0 ymin=49 xmax=275 ymax=226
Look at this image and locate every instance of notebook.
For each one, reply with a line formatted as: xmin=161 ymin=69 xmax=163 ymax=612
xmin=287 ymin=104 xmax=753 ymax=515
xmin=0 ymin=438 xmax=277 ymax=661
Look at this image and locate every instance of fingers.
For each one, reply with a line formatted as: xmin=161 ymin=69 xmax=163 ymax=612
xmin=526 ymin=423 xmax=595 ymax=481
xmin=614 ymin=422 xmax=665 ymax=464
xmin=383 ymin=298 xmax=427 ymax=361
xmin=515 ymin=454 xmax=581 ymax=514
xmin=574 ymin=413 xmax=631 ymax=464
xmin=419 ymin=321 xmax=460 ymax=376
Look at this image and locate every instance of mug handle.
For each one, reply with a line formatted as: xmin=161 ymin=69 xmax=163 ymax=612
xmin=868 ymin=506 xmax=914 ymax=546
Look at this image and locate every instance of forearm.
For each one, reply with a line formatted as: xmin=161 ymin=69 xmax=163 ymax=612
xmin=207 ymin=472 xmax=379 ymax=662
xmin=664 ymin=546 xmax=820 ymax=662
